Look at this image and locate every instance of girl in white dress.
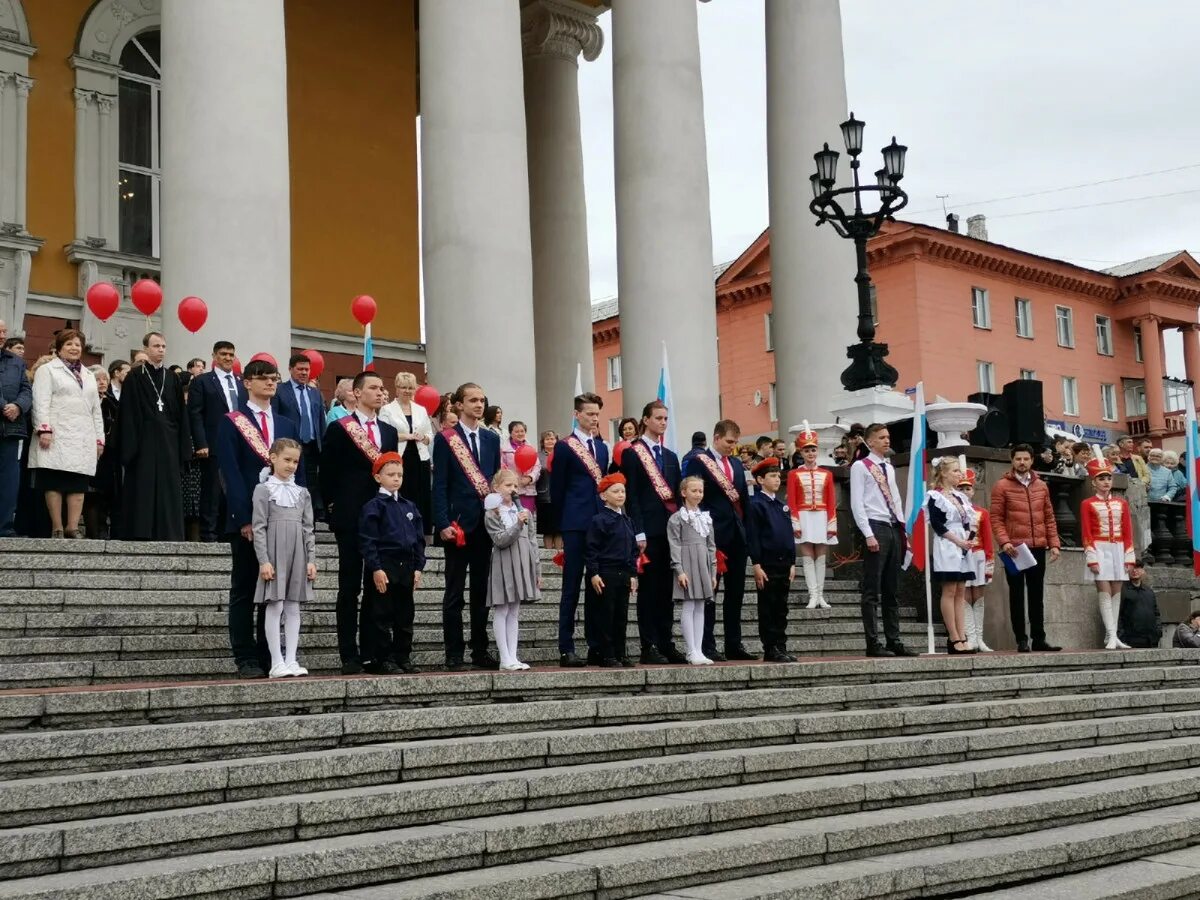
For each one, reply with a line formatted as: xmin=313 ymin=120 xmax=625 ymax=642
xmin=926 ymin=457 xmax=977 ymax=655
xmin=1080 ymin=457 xmax=1134 ymax=649
xmin=786 ymin=425 xmax=837 ymax=609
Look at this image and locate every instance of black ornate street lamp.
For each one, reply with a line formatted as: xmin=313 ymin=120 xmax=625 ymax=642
xmin=809 ymin=113 xmax=908 ymax=391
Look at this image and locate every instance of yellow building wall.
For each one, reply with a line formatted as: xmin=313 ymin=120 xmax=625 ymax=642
xmin=285 ymin=0 xmax=421 ymax=343
xmin=23 ymin=0 xmax=92 ymax=298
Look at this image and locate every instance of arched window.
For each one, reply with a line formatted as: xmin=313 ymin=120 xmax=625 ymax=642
xmin=117 ymin=30 xmax=160 ymax=257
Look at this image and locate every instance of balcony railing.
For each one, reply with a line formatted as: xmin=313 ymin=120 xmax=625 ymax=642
xmin=1126 ymin=411 xmax=1187 ymax=438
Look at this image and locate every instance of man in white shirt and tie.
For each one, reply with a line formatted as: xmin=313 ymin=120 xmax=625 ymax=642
xmin=187 ymin=341 xmax=246 ymax=542
xmin=849 ymin=423 xmax=919 ymax=657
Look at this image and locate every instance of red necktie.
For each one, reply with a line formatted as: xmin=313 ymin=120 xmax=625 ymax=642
xmin=258 ymin=411 xmax=269 ymax=444
xmin=366 ymin=420 xmax=377 ymax=447
xmin=722 ymin=456 xmax=732 ymax=480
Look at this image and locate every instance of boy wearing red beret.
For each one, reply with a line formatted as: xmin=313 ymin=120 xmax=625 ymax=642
xmin=585 ymin=473 xmax=639 ymax=667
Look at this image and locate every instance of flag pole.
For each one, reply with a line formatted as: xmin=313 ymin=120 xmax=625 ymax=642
xmin=924 ymin=514 xmax=935 ymax=655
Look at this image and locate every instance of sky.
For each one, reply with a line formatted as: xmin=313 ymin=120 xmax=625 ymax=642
xmin=575 ymin=0 xmax=1200 ymax=375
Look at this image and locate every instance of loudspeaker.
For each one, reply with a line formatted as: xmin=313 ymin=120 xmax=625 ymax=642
xmin=883 ymin=415 xmax=936 ymax=456
xmin=1002 ymin=379 xmax=1046 ymax=446
xmin=968 ymin=392 xmax=1010 ymax=448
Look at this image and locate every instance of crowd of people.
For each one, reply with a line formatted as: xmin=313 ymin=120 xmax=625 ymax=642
xmin=0 ymin=324 xmax=1196 ymax=678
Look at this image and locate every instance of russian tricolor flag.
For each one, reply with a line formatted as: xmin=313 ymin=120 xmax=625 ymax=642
xmin=1186 ymin=389 xmax=1200 ymax=574
xmin=363 ymin=323 xmax=375 ymax=372
xmin=657 ymin=341 xmax=677 ymax=454
xmin=905 ymin=382 xmax=928 ymax=570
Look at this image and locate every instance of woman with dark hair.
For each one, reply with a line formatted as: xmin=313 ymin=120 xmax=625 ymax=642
xmin=535 ymin=429 xmax=561 ymax=549
xmin=29 ymin=329 xmax=104 ymax=538
xmin=483 ymin=404 xmax=503 ymax=439
xmin=617 ymin=418 xmax=639 ymax=442
xmin=107 ymin=359 xmax=130 ymax=402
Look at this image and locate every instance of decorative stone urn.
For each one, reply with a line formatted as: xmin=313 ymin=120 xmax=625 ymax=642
xmin=787 ymin=422 xmax=848 ymax=465
xmin=925 ymin=402 xmax=987 ymax=449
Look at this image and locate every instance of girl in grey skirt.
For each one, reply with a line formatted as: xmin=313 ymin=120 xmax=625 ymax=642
xmin=667 ymin=475 xmax=717 ymax=665
xmin=485 ymin=469 xmax=542 ymax=670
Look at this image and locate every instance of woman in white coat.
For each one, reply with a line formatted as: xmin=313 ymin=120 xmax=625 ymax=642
xmin=29 ymin=329 xmax=104 ymax=538
xmin=379 ymin=371 xmax=433 ymax=532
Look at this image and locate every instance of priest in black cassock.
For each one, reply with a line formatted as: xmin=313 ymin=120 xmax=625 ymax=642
xmin=118 ymin=331 xmax=191 ymax=541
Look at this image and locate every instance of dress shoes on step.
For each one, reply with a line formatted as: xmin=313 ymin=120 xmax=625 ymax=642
xmin=663 ymin=646 xmax=689 ymax=664
xmin=445 ymin=658 xmax=470 ymax=672
xmin=706 ymin=650 xmax=727 ymax=662
xmin=471 ymin=653 xmax=500 ymax=670
xmin=237 ymin=663 xmax=267 ymax=679
xmin=340 ymin=660 xmax=365 ymax=675
xmin=398 ymin=658 xmax=419 ymax=674
xmin=865 ymin=646 xmax=894 ymax=658
xmin=559 ymin=652 xmax=586 ymax=668
xmin=887 ymin=643 xmax=920 ymax=657
xmin=763 ymin=650 xmax=796 ymax=663
xmin=640 ymin=647 xmax=669 ymax=664
xmin=600 ymin=657 xmax=622 ymax=668
xmin=726 ymin=645 xmax=759 ymax=661
xmin=366 ymin=659 xmax=401 ymax=675
xmin=1031 ymin=641 xmax=1061 ymax=652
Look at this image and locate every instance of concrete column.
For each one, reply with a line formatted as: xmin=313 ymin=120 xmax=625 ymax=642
xmin=1137 ymin=315 xmax=1166 ymax=436
xmin=0 ymin=75 xmax=10 ymax=225
xmin=766 ymin=0 xmax=857 ymax=429
xmin=611 ymin=0 xmax=719 ymax=434
xmin=421 ymin=0 xmax=538 ymax=426
xmin=160 ymin=0 xmax=292 ymax=364
xmin=522 ymin=1 xmax=602 ymax=432
xmin=95 ymin=93 xmax=116 ymax=245
xmin=13 ymin=74 xmax=31 ymax=228
xmin=73 ymin=89 xmax=91 ymax=240
xmin=1180 ymin=325 xmax=1200 ymax=407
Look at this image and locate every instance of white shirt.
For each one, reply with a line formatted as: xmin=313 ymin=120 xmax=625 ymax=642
xmin=246 ymin=399 xmax=274 ymax=446
xmin=1015 ymin=471 xmax=1032 ymax=486
xmin=850 ymin=452 xmax=905 ymax=538
xmin=573 ymin=427 xmax=597 ymax=455
xmin=354 ymin=409 xmax=381 ymax=446
xmin=217 ymin=369 xmax=239 ymax=411
xmin=377 ymin=487 xmax=399 ymax=501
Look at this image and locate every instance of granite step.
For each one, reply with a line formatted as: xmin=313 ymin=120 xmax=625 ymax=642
xmin=1 ymin=765 xmax=1194 ymax=899
xmin=970 ymin=844 xmax=1200 ymax=899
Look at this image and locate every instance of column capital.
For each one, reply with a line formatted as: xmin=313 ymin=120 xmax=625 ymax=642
xmin=1135 ymin=313 xmax=1162 ymax=328
xmin=95 ymin=93 xmax=115 ymax=115
xmin=522 ymin=0 xmax=603 ymax=65
xmin=13 ymin=74 xmax=32 ymax=97
xmin=1177 ymin=323 xmax=1199 ymax=333
xmin=73 ymin=88 xmax=94 ymax=110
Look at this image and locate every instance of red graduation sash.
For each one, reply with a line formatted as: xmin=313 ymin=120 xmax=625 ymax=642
xmin=338 ymin=416 xmax=382 ymax=465
xmin=695 ymin=453 xmax=742 ymax=516
xmin=630 ymin=441 xmax=677 ymax=513
xmin=861 ymin=458 xmax=903 ymax=523
xmin=560 ymin=434 xmax=604 ymax=485
xmin=225 ymin=411 xmax=270 ymax=464
xmin=442 ymin=428 xmax=490 ymax=499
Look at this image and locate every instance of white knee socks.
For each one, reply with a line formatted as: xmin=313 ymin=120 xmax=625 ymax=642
xmin=266 ymin=600 xmax=303 ymax=676
xmin=265 ymin=601 xmax=284 ymax=671
xmin=493 ymin=602 xmax=525 ymax=669
xmin=801 ymin=557 xmax=818 ymax=609
xmin=283 ymin=601 xmax=301 ymax=665
xmin=814 ymin=555 xmax=830 ymax=608
xmin=507 ymin=602 xmax=523 ymax=666
xmin=681 ymin=599 xmax=709 ymax=663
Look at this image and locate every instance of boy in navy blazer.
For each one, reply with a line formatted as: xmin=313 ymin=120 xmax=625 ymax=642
xmin=746 ymin=457 xmax=797 ymax=662
xmin=431 ymin=382 xmax=501 ymax=670
xmin=550 ymin=392 xmax=609 ymax=666
xmin=187 ymin=340 xmax=246 ymax=542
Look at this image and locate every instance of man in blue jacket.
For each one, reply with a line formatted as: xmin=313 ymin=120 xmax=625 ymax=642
xmin=0 ymin=320 xmax=31 ymax=537
xmin=187 ymin=340 xmax=245 ymax=542
xmin=550 ymin=391 xmax=609 ymax=666
xmin=273 ymin=352 xmax=325 ymax=518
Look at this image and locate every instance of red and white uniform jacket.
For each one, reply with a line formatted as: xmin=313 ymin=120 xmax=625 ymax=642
xmin=971 ymin=505 xmax=995 ymax=577
xmin=786 ymin=465 xmax=837 ymax=532
xmin=1080 ymin=495 xmax=1135 ymax=567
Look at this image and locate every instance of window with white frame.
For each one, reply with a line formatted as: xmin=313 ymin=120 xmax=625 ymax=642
xmin=1020 ymin=368 xmax=1036 ymax=380
xmin=1015 ymin=297 xmax=1033 ymax=338
xmin=1062 ymin=376 xmax=1079 ymax=416
xmin=1133 ymin=326 xmax=1143 ymax=363
xmin=1095 ymin=315 xmax=1113 ymax=356
xmin=764 ymin=313 xmax=773 ymax=351
xmin=118 ymin=31 xmax=161 ymax=258
xmin=1100 ymin=383 xmax=1117 ymax=421
xmin=1055 ymin=306 xmax=1074 ymax=348
xmin=971 ymin=287 xmax=990 ymax=329
xmin=768 ymin=383 xmax=777 ymax=423
xmin=977 ymin=360 xmax=996 ymax=393
xmin=1125 ymin=380 xmax=1147 ymax=417
xmin=608 ymin=418 xmax=622 ymax=444
xmin=605 ymin=354 xmax=622 ymax=391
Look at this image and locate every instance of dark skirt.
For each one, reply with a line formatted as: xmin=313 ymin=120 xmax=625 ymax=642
xmin=536 ymin=498 xmax=560 ymax=536
xmin=33 ymin=468 xmax=91 ymax=494
xmin=931 ymin=569 xmax=972 ymax=584
xmin=401 ymin=441 xmax=433 ymax=534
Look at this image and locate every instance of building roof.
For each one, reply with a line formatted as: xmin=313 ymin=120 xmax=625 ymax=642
xmin=591 ymin=262 xmax=733 ymax=323
xmin=1100 ymin=252 xmax=1184 ymax=277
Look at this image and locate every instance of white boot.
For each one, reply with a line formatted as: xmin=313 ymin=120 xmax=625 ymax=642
xmin=801 ymin=557 xmax=818 ymax=609
xmin=1111 ymin=592 xmax=1131 ymax=649
xmin=963 ymin=602 xmax=978 ymax=651
xmin=972 ymin=601 xmax=993 ymax=652
xmin=814 ymin=555 xmax=831 ymax=608
xmin=1097 ymin=592 xmax=1117 ymax=650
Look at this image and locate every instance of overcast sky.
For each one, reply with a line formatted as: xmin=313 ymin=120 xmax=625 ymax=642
xmin=576 ymin=0 xmax=1200 ymax=375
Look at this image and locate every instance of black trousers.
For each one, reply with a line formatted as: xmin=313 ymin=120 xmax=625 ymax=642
xmin=334 ymin=528 xmax=368 ymax=664
xmin=442 ymin=523 xmax=492 ymax=662
xmin=362 ymin=560 xmax=416 ymax=663
xmin=228 ymin=535 xmax=267 ymax=668
xmin=718 ymin=538 xmax=748 ymax=652
xmin=861 ymin=520 xmax=903 ymax=649
xmin=559 ymin=529 xmax=597 ymax=654
xmin=588 ymin=567 xmax=632 ymax=660
xmin=1007 ymin=547 xmax=1047 ymax=644
xmin=757 ymin=564 xmax=792 ymax=653
xmin=198 ymin=457 xmax=224 ymax=543
xmin=301 ymin=442 xmax=324 ymax=518
xmin=636 ymin=535 xmax=677 ymax=653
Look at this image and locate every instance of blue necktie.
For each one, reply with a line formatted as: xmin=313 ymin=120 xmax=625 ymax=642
xmin=297 ymin=385 xmax=313 ymax=443
xmin=223 ymin=373 xmax=238 ymax=411
xmin=653 ymin=444 xmax=663 ymax=472
xmin=470 ymin=432 xmax=479 ymax=461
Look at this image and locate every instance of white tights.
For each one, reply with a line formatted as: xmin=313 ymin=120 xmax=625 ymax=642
xmin=265 ymin=600 xmax=301 ymax=669
xmin=679 ymin=599 xmax=707 ymax=659
xmin=492 ymin=601 xmax=522 ymax=667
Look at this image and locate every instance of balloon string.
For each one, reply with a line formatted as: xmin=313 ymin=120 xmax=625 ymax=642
xmin=831 ymin=548 xmax=862 ymax=568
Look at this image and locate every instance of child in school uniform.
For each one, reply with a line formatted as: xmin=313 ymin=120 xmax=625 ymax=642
xmin=253 ymin=438 xmax=318 ymax=678
xmin=359 ymin=451 xmax=426 ymax=675
xmin=484 ymin=468 xmax=542 ymax=670
xmin=584 ymin=473 xmax=639 ymax=667
xmin=667 ymin=474 xmax=717 ymax=665
xmin=746 ymin=457 xmax=797 ymax=663
xmin=958 ymin=468 xmax=994 ymax=652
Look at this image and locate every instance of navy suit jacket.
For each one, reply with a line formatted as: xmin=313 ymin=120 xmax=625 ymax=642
xmin=216 ymin=407 xmax=303 ymax=534
xmin=620 ymin=440 xmax=681 ymax=540
xmin=685 ymin=450 xmax=749 ymax=549
xmin=188 ymin=368 xmax=247 ymax=454
xmin=320 ymin=414 xmax=399 ymax=532
xmin=273 ymin=379 xmax=325 ymax=449
xmin=431 ymin=424 xmax=501 ymax=533
xmin=551 ymin=433 xmax=609 ymax=533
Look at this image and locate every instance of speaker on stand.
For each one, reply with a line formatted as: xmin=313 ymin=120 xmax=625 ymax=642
xmin=1002 ymin=379 xmax=1046 ymax=447
xmin=968 ymin=391 xmax=1010 ymax=448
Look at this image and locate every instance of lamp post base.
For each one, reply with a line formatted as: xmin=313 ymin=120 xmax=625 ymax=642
xmin=841 ymin=341 xmax=899 ymax=392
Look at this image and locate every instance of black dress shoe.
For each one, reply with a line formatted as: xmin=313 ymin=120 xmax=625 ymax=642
xmin=1016 ymin=640 xmax=1031 ymax=653
xmin=445 ymin=658 xmax=470 ymax=672
xmin=586 ymin=651 xmax=603 ymax=666
xmin=600 ymin=657 xmax=622 ymax=668
xmin=397 ymin=658 xmax=420 ymax=674
xmin=640 ymin=647 xmax=669 ymax=664
xmin=763 ymin=650 xmax=796 ymax=663
xmin=866 ymin=646 xmax=895 ymax=658
xmin=726 ymin=645 xmax=759 ymax=661
xmin=471 ymin=653 xmax=500 ymax=670
xmin=559 ymin=652 xmax=586 ymax=668
xmin=367 ymin=659 xmax=401 ymax=675
xmin=1031 ymin=641 xmax=1062 ymax=652
xmin=237 ymin=663 xmax=267 ymax=679
xmin=662 ymin=647 xmax=689 ymax=664
xmin=619 ymin=657 xmax=637 ymax=668
xmin=340 ymin=660 xmax=364 ymax=675
xmin=706 ymin=650 xmax=727 ymax=662
xmin=887 ymin=643 xmax=920 ymax=657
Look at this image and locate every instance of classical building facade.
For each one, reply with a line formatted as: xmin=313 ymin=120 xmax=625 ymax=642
xmin=0 ymin=0 xmax=857 ymax=424
xmin=593 ymin=219 xmax=1200 ymax=445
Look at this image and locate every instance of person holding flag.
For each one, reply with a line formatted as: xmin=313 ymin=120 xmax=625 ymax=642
xmin=850 ymin=422 xmax=920 ymax=657
xmin=926 ymin=456 xmax=977 ymax=655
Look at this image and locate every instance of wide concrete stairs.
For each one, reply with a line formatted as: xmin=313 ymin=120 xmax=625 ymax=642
xmin=0 ymin=536 xmax=936 ymax=689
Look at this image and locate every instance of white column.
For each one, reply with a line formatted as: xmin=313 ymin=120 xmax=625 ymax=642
xmin=73 ymin=89 xmax=91 ymax=240
xmin=611 ymin=0 xmax=719 ymax=432
xmin=766 ymin=0 xmax=857 ymax=428
xmin=160 ymin=0 xmax=291 ymax=365
xmin=522 ymin=0 xmax=602 ymax=431
xmin=13 ymin=74 xmax=31 ymax=229
xmin=0 ymin=74 xmax=8 ymax=226
xmin=421 ymin=0 xmax=538 ymax=425
xmin=96 ymin=93 xmax=116 ymax=245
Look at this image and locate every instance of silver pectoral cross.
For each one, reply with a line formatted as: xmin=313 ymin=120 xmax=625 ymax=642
xmin=156 ymin=399 xmax=164 ymax=412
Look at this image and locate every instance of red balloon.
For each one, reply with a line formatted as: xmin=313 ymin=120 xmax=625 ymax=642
xmin=232 ymin=357 xmax=243 ymax=376
xmin=613 ymin=440 xmax=631 ymax=466
xmin=414 ymin=383 xmax=441 ymax=415
xmin=250 ymin=352 xmax=278 ymax=368
xmin=514 ymin=444 xmax=539 ymax=474
xmin=131 ymin=279 xmax=163 ymax=317
xmin=301 ymin=349 xmax=325 ymax=381
xmin=177 ymin=296 xmax=207 ymax=333
xmin=351 ymin=294 xmax=377 ymax=326
xmin=85 ymin=282 xmax=120 ymax=322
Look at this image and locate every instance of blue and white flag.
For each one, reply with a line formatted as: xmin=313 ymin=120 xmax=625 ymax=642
xmin=657 ymin=341 xmax=677 ymax=453
xmin=363 ymin=323 xmax=375 ymax=372
xmin=1186 ymin=389 xmax=1200 ymax=574
xmin=905 ymin=382 xmax=927 ymax=570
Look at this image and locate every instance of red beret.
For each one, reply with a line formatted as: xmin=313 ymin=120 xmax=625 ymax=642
xmin=372 ymin=451 xmax=404 ymax=477
xmin=598 ymin=473 xmax=626 ymax=494
xmin=752 ymin=457 xmax=781 ymax=477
